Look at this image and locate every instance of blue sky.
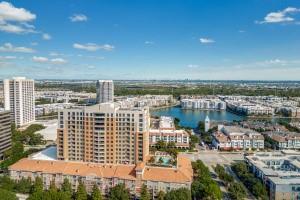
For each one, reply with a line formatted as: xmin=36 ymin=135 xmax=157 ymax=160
xmin=0 ymin=0 xmax=300 ymax=80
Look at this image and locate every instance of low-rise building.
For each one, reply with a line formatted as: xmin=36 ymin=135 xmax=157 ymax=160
xmin=226 ymin=100 xmax=274 ymax=115
xmin=149 ymin=116 xmax=190 ymax=148
xmin=181 ymin=98 xmax=226 ymax=110
xmin=116 ymin=95 xmax=174 ymax=109
xmin=9 ymin=154 xmax=193 ymax=197
xmin=212 ymin=125 xmax=264 ymax=150
xmin=264 ymin=131 xmax=300 ymax=150
xmin=35 ymin=103 xmax=74 ymax=116
xmin=246 ymin=151 xmax=300 ymax=200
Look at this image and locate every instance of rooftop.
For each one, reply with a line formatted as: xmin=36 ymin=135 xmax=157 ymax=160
xmin=9 ymin=149 xmax=192 ymax=184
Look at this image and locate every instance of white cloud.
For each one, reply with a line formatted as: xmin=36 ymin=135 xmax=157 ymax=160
xmin=32 ymin=56 xmax=48 ymax=63
xmin=0 ymin=1 xmax=36 ymax=34
xmin=187 ymin=64 xmax=199 ymax=68
xmin=51 ymin=58 xmax=67 ymax=64
xmin=49 ymin=52 xmax=62 ymax=56
xmin=73 ymin=43 xmax=115 ymax=51
xmin=42 ymin=33 xmax=51 ymax=40
xmin=30 ymin=42 xmax=38 ymax=46
xmin=199 ymin=38 xmax=215 ymax=44
xmin=69 ymin=14 xmax=88 ymax=22
xmin=87 ymin=65 xmax=96 ymax=69
xmin=257 ymin=7 xmax=300 ymax=24
xmin=32 ymin=56 xmax=67 ymax=64
xmin=145 ymin=41 xmax=154 ymax=45
xmin=0 ymin=55 xmax=17 ymax=61
xmin=0 ymin=43 xmax=35 ymax=53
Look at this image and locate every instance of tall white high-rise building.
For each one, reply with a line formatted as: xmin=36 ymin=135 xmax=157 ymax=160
xmin=3 ymin=77 xmax=35 ymax=127
xmin=96 ymin=80 xmax=114 ymax=103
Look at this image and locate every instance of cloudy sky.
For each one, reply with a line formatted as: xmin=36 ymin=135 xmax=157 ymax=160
xmin=0 ymin=0 xmax=300 ymax=80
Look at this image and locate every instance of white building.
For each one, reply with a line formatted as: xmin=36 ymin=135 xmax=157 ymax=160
xmin=149 ymin=116 xmax=190 ymax=148
xmin=4 ymin=77 xmax=35 ymax=127
xmin=181 ymin=98 xmax=226 ymax=110
xmin=212 ymin=125 xmax=264 ymax=150
xmin=246 ymin=151 xmax=300 ymax=200
xmin=205 ymin=115 xmax=210 ymax=132
xmin=96 ymin=80 xmax=114 ymax=103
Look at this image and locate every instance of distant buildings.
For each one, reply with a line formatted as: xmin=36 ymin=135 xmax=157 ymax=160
xmin=221 ymin=95 xmax=299 ymax=116
xmin=149 ymin=116 xmax=190 ymax=148
xmin=181 ymin=98 xmax=226 ymax=110
xmin=96 ymin=80 xmax=114 ymax=103
xmin=35 ymin=90 xmax=96 ymax=104
xmin=4 ymin=77 xmax=35 ymax=127
xmin=35 ymin=103 xmax=74 ymax=117
xmin=0 ymin=110 xmax=12 ymax=160
xmin=226 ymin=100 xmax=274 ymax=115
xmin=212 ymin=125 xmax=264 ymax=150
xmin=9 ymin=154 xmax=193 ymax=197
xmin=246 ymin=151 xmax=300 ymax=200
xmin=57 ymin=103 xmax=150 ymax=164
xmin=116 ymin=95 xmax=174 ymax=109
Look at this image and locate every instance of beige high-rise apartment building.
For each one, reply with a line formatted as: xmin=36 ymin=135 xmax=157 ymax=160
xmin=96 ymin=80 xmax=114 ymax=103
xmin=0 ymin=110 xmax=12 ymax=160
xmin=57 ymin=103 xmax=150 ymax=164
xmin=3 ymin=77 xmax=35 ymax=127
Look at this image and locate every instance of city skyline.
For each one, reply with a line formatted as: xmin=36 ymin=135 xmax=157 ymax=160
xmin=1 ymin=0 xmax=300 ymax=80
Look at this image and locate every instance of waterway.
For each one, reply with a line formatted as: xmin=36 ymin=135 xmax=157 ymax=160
xmin=151 ymin=106 xmax=245 ymax=128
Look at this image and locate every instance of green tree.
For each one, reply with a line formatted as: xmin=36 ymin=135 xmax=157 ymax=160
xmin=31 ymin=177 xmax=43 ymax=194
xmin=165 ymin=188 xmax=191 ymax=200
xmin=0 ymin=175 xmax=15 ymax=191
xmin=192 ymin=160 xmax=222 ymax=200
xmin=198 ymin=121 xmax=205 ymax=133
xmin=46 ymin=180 xmax=59 ymax=200
xmin=0 ymin=188 xmax=17 ymax=200
xmin=228 ymin=182 xmax=247 ymax=200
xmin=156 ymin=140 xmax=166 ymax=150
xmin=190 ymin=135 xmax=199 ymax=149
xmin=91 ymin=184 xmax=102 ymax=200
xmin=108 ymin=184 xmax=130 ymax=200
xmin=157 ymin=190 xmax=165 ymax=200
xmin=75 ymin=182 xmax=88 ymax=200
xmin=28 ymin=177 xmax=44 ymax=200
xmin=15 ymin=177 xmax=32 ymax=193
xmin=61 ymin=178 xmax=72 ymax=199
xmin=140 ymin=184 xmax=150 ymax=200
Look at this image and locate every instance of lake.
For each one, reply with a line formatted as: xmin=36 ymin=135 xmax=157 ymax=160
xmin=151 ymin=106 xmax=245 ymax=128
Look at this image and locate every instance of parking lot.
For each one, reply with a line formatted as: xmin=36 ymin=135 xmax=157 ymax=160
xmin=181 ymin=150 xmax=244 ymax=168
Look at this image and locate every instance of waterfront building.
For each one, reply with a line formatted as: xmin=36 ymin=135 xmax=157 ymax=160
xmin=246 ymin=151 xmax=300 ymax=200
xmin=3 ymin=77 xmax=35 ymax=127
xmin=96 ymin=80 xmax=114 ymax=103
xmin=9 ymin=154 xmax=193 ymax=197
xmin=0 ymin=110 xmax=12 ymax=160
xmin=226 ymin=100 xmax=274 ymax=115
xmin=149 ymin=116 xmax=190 ymax=148
xmin=205 ymin=115 xmax=210 ymax=132
xmin=57 ymin=103 xmax=150 ymax=164
xmin=181 ymin=98 xmax=226 ymax=110
xmin=212 ymin=125 xmax=264 ymax=150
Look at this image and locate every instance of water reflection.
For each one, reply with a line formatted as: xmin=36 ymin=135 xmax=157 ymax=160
xmin=151 ymin=106 xmax=245 ymax=128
